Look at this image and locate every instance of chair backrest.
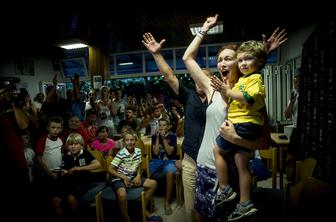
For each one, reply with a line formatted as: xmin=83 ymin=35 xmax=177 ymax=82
xmin=136 ymin=138 xmax=147 ymax=156
xmin=284 ymin=177 xmax=336 ymax=220
xmin=254 ymin=147 xmax=278 ymax=188
xmin=88 ymin=147 xmax=107 ymax=173
xmin=176 ymin=139 xmax=183 ymax=160
xmin=141 ymin=154 xmax=150 ymax=178
xmin=295 ymin=158 xmax=317 ymax=182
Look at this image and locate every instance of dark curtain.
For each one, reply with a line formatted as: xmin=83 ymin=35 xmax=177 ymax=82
xmin=297 ymin=21 xmax=336 ymax=185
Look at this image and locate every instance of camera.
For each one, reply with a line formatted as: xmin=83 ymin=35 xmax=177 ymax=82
xmin=10 ymin=90 xmax=27 ymax=109
xmin=0 ymin=77 xmax=27 ymax=110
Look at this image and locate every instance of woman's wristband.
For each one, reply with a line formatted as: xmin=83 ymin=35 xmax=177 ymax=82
xmin=199 ymin=30 xmax=207 ymax=36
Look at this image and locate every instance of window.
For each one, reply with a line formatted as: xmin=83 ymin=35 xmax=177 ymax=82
xmin=115 ymin=53 xmax=143 ymax=75
xmin=60 ymin=57 xmax=88 ymax=78
xmin=208 ymin=45 xmax=223 ymax=68
xmin=145 ymin=50 xmax=173 ymax=73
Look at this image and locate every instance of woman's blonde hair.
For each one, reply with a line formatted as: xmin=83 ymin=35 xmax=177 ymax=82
xmin=66 ymin=133 xmax=84 ymax=148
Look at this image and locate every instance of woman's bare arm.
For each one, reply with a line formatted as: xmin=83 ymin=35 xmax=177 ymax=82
xmin=182 ymin=14 xmax=218 ymax=101
xmin=142 ymin=33 xmax=179 ymax=95
xmin=220 ymin=107 xmax=271 ymax=150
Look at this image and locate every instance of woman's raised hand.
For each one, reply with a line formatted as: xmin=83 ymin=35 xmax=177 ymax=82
xmin=263 ymin=27 xmax=288 ymax=53
xmin=142 ymin=32 xmax=166 ymax=54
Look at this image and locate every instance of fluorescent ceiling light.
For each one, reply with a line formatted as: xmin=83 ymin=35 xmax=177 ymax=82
xmin=119 ymin=62 xmax=134 ymax=66
xmin=60 ymin=43 xmax=88 ymax=50
xmin=189 ymin=21 xmax=223 ymax=35
xmin=56 ymin=38 xmax=89 ymax=50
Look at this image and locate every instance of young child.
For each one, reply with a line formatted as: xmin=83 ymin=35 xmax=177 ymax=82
xmin=116 ymin=124 xmax=147 ymax=156
xmin=211 ymin=40 xmax=267 ymax=221
xmin=108 ymin=130 xmax=157 ymax=222
xmin=92 ymin=126 xmax=117 ymax=158
xmin=61 ymin=133 xmax=102 ymax=216
xmin=35 ymin=116 xmax=65 ymax=221
xmin=36 ymin=116 xmax=64 ymax=180
xmin=150 ymin=118 xmax=177 ymax=215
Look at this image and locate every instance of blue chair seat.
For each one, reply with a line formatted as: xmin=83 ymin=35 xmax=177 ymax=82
xmin=80 ymin=182 xmax=107 ymax=205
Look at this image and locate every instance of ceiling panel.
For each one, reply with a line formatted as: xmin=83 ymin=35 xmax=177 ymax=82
xmin=1 ymin=4 xmax=328 ymax=57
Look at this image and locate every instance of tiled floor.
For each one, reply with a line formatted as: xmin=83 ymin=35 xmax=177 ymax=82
xmin=151 ymin=175 xmax=280 ymax=221
xmin=150 ymin=197 xmax=186 ymax=222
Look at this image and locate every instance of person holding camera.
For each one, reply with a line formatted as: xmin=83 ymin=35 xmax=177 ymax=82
xmin=0 ymin=80 xmax=31 ymax=219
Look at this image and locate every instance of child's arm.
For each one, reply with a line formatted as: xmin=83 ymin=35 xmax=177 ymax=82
xmin=37 ymin=155 xmax=58 ymax=179
xmin=228 ymin=75 xmax=265 ymax=106
xmin=162 ymin=133 xmax=176 ymax=156
xmin=152 ymin=132 xmax=160 ymax=156
xmin=109 ymin=165 xmax=130 ymax=187
xmin=225 ymin=89 xmax=250 ymax=105
xmin=132 ymin=164 xmax=142 ymax=186
xmin=67 ymin=159 xmax=101 ymax=174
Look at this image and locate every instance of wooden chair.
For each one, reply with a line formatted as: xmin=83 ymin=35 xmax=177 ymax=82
xmin=252 ymin=147 xmax=278 ymax=188
xmin=80 ymin=147 xmax=108 ymax=222
xmin=294 ymin=158 xmax=317 ymax=182
xmin=283 ymin=158 xmax=317 ymax=218
xmin=88 ymin=147 xmax=107 ymax=173
xmin=283 ymin=176 xmax=335 ymax=221
xmin=95 ymin=191 xmax=104 ymax=222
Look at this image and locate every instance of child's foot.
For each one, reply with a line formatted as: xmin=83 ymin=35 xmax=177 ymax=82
xmin=227 ymin=201 xmax=258 ymax=221
xmin=212 ymin=184 xmax=237 ymax=205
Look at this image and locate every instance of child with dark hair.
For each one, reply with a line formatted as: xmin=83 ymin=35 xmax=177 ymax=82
xmin=92 ymin=126 xmax=117 ymax=158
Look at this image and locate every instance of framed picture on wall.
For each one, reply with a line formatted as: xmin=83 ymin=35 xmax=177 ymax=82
xmin=294 ymin=56 xmax=302 ymax=70
xmin=15 ymin=59 xmax=34 ymax=76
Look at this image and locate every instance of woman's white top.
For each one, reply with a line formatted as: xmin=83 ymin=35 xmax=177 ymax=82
xmin=197 ymin=92 xmax=227 ymax=169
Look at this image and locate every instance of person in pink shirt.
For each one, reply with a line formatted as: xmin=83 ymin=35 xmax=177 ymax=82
xmin=92 ymin=126 xmax=117 ymax=158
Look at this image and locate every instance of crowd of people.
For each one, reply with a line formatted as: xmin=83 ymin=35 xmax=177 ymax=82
xmin=0 ymin=13 xmax=289 ymax=222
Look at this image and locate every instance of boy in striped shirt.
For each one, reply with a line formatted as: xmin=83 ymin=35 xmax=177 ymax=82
xmin=108 ymin=130 xmax=157 ymax=222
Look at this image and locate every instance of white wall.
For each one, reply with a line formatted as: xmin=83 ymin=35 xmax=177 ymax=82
xmin=0 ymin=56 xmax=67 ymax=99
xmin=280 ymin=22 xmax=318 ymax=64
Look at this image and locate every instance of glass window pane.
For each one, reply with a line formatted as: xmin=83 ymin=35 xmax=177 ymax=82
xmin=115 ymin=53 xmax=143 ymax=75
xmin=175 ymin=48 xmax=186 ymax=70
xmin=175 ymin=47 xmax=206 ymax=70
xmin=60 ymin=57 xmax=88 ymax=78
xmin=208 ymin=45 xmax=223 ymax=68
xmin=145 ymin=50 xmax=173 ymax=73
